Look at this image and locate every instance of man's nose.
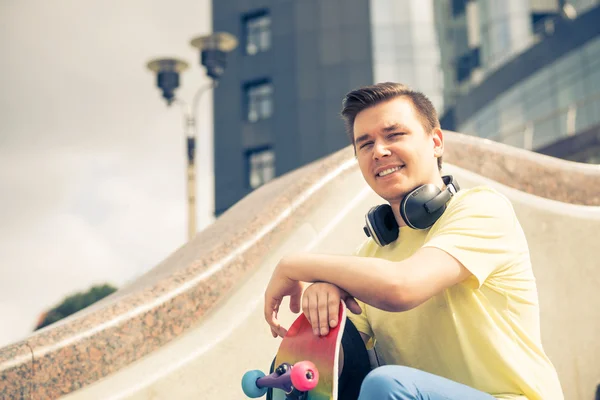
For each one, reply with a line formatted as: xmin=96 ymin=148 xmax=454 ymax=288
xmin=373 ymin=142 xmax=391 ymax=159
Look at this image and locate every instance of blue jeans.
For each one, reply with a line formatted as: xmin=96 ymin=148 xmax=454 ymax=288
xmin=358 ymin=366 xmax=496 ymax=400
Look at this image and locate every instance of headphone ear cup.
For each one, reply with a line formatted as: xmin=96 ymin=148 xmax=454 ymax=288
xmin=364 ymin=205 xmax=399 ymax=246
xmin=400 ymin=184 xmax=445 ymax=229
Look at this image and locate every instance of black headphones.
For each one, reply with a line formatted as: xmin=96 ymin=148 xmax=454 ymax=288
xmin=363 ymin=175 xmax=460 ymax=247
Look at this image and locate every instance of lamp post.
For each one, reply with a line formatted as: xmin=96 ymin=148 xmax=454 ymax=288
xmin=146 ymin=32 xmax=237 ymax=241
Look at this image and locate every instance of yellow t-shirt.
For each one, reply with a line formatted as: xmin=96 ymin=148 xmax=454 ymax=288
xmin=348 ymin=186 xmax=563 ymax=400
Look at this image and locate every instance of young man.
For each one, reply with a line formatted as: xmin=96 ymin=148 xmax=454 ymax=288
xmin=263 ymin=82 xmax=563 ymax=399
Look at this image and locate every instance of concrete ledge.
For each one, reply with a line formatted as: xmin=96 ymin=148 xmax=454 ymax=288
xmin=443 ymin=131 xmax=600 ymax=205
xmin=0 ymin=342 xmax=33 ymax=400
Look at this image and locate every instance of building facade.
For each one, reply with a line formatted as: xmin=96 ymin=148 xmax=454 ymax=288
xmin=212 ymin=0 xmax=599 ymax=215
xmin=437 ymin=0 xmax=600 ymax=163
xmin=212 ymin=0 xmax=374 ymax=215
xmin=212 ymin=0 xmax=443 ymax=215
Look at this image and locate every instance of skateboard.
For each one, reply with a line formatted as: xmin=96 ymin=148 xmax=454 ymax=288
xmin=242 ymin=302 xmax=347 ymax=400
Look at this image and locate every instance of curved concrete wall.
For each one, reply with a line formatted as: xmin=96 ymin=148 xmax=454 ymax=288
xmin=1 ymin=131 xmax=599 ymax=400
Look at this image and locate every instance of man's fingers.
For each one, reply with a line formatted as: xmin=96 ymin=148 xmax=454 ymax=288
xmin=302 ymin=293 xmax=311 ymax=324
xmin=264 ymin=297 xmax=279 ymax=324
xmin=289 ymin=293 xmax=301 ymax=314
xmin=307 ymin=295 xmax=320 ymax=335
xmin=269 ymin=318 xmax=287 ymax=338
xmin=318 ymin=292 xmax=330 ymax=336
xmin=265 ymin=298 xmax=287 ymax=338
xmin=328 ymin=292 xmax=339 ymax=328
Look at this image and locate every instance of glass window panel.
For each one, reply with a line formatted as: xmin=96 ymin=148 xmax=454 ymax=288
xmin=479 ymin=28 xmax=492 ymax=67
xmin=245 ymin=12 xmax=271 ymax=55
xmin=522 ymin=68 xmax=554 ymax=108
xmin=260 ymin=96 xmax=272 ymax=119
xmin=475 ymin=104 xmax=500 ymax=138
xmin=553 ymin=49 xmax=582 ymax=77
xmin=393 ymin=26 xmax=414 ymax=48
xmin=414 ymin=65 xmax=439 ymax=90
xmin=412 ymin=25 xmax=436 ymax=46
xmin=584 ymin=61 xmax=600 ymax=96
xmin=245 ymin=81 xmax=273 ymax=122
xmin=527 ymin=95 xmax=557 ymax=121
xmin=319 ymin=30 xmax=342 ymax=65
xmin=451 ymin=0 xmax=468 ymax=16
xmin=370 ymin=0 xmax=395 ymax=26
xmin=499 ymin=105 xmax=526 ymax=134
xmin=374 ymin=63 xmax=400 ymax=83
xmin=390 ymin=0 xmax=412 ymax=22
xmin=395 ymin=64 xmax=416 ymax=86
xmin=502 ymin=130 xmax=528 ymax=148
xmin=410 ymin=0 xmax=435 ymax=23
xmin=532 ymin=114 xmax=561 ymax=148
xmin=490 ymin=20 xmax=511 ymax=57
xmin=583 ymin=36 xmax=600 ymax=59
xmin=576 ymin=97 xmax=600 ymax=132
xmin=248 ymin=148 xmax=275 ymax=189
xmin=372 ymin=26 xmax=396 ymax=55
xmin=556 ymin=79 xmax=586 ymax=109
xmin=573 ymin=100 xmax=594 ymax=132
xmin=319 ymin=1 xmax=341 ymax=29
xmin=459 ymin=120 xmax=477 ymax=136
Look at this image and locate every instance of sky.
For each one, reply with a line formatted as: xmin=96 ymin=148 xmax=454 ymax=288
xmin=0 ymin=0 xmax=217 ymax=347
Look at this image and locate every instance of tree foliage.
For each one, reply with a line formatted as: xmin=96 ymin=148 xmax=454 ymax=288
xmin=35 ymin=284 xmax=117 ymax=330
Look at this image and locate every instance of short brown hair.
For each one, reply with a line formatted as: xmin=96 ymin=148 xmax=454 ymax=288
xmin=341 ymin=82 xmax=442 ymax=170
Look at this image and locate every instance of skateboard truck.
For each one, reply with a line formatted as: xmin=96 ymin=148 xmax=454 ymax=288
xmin=241 ymin=361 xmax=319 ymax=399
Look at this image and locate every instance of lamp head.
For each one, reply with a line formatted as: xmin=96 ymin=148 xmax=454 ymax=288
xmin=146 ymin=58 xmax=189 ymax=105
xmin=190 ymin=32 xmax=238 ymax=80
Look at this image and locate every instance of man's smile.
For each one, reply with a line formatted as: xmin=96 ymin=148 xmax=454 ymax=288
xmin=374 ymin=165 xmax=404 ymax=178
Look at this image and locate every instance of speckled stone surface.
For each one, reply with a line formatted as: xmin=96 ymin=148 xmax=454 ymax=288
xmin=0 ymin=342 xmax=32 ymax=399
xmin=444 ymin=132 xmax=600 ymax=205
xmin=0 ymin=132 xmax=598 ymax=399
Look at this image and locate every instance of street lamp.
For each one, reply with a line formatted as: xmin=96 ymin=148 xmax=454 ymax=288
xmin=146 ymin=32 xmax=238 ymax=241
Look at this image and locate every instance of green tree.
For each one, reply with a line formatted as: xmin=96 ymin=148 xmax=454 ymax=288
xmin=35 ymin=284 xmax=117 ymax=330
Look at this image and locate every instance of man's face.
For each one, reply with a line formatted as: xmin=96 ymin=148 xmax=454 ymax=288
xmin=353 ymin=96 xmax=443 ymax=205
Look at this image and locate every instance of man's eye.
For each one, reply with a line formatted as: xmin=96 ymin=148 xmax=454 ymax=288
xmin=360 ymin=142 xmax=373 ymax=149
xmin=389 ymin=132 xmax=404 ymax=138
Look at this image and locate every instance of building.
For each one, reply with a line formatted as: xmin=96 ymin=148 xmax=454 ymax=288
xmin=212 ymin=0 xmax=600 ymax=215
xmin=211 ymin=0 xmax=443 ymax=215
xmin=437 ymin=0 xmax=600 ymax=163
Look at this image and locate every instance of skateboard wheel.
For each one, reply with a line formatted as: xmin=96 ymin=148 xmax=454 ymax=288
xmin=290 ymin=361 xmax=319 ymax=392
xmin=241 ymin=370 xmax=268 ymax=398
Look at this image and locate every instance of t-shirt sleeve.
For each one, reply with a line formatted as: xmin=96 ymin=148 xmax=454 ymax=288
xmin=422 ymin=187 xmax=519 ymax=289
xmin=347 ymin=239 xmax=375 ymax=339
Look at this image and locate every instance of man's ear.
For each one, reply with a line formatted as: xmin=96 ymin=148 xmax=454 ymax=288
xmin=432 ymin=128 xmax=444 ymax=157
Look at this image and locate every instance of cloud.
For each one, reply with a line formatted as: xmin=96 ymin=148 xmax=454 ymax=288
xmin=0 ymin=0 xmax=216 ymax=347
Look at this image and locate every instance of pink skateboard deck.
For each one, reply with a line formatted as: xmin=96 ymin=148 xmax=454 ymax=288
xmin=272 ymin=302 xmax=347 ymax=400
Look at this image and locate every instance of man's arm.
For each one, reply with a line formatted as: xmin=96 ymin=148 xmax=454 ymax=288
xmin=284 ymin=247 xmax=469 ymax=311
xmin=264 ymin=246 xmax=472 ymax=336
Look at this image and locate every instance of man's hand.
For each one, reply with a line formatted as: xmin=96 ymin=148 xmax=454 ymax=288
xmin=302 ymin=282 xmax=362 ymax=336
xmin=264 ymin=261 xmax=305 ymax=338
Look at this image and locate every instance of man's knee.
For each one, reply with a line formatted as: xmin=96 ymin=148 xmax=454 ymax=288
xmin=359 ymin=366 xmax=419 ymax=399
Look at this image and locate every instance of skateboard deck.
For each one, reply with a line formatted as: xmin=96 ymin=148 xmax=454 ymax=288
xmin=272 ymin=302 xmax=347 ymax=400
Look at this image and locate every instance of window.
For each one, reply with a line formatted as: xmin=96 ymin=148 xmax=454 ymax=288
xmin=244 ymin=11 xmax=271 ymax=55
xmin=451 ymin=0 xmax=469 ymax=16
xmin=531 ymin=12 xmax=557 ymax=35
xmin=247 ymin=147 xmax=275 ymax=189
xmin=455 ymin=47 xmax=480 ymax=82
xmin=245 ymin=80 xmax=273 ymax=122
